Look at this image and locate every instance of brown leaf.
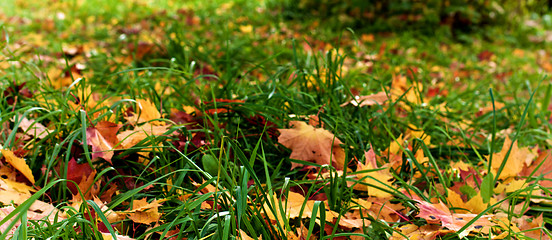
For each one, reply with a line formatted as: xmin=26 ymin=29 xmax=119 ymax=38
xmin=278 ymin=121 xmax=345 ymax=170
xmin=17 ymin=117 xmax=50 ymax=139
xmin=340 ymin=91 xmax=388 ymax=107
xmin=1 ymin=149 xmax=35 ymax=184
xmin=86 ymin=121 xmax=121 ymax=163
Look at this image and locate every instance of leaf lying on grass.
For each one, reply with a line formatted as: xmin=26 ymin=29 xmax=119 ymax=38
xmin=278 ymin=121 xmax=345 ymax=170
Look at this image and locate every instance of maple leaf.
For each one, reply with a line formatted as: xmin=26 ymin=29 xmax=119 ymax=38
xmin=340 ymin=91 xmax=388 ymax=107
xmin=126 ymin=198 xmax=164 ymax=224
xmin=117 ymin=123 xmax=170 ymax=150
xmin=520 ymin=149 xmax=552 ymax=188
xmin=390 ymin=224 xmax=452 ymax=240
xmin=65 ymin=158 xmax=94 ymax=194
xmin=17 ymin=116 xmax=50 ymax=139
xmin=278 ymin=121 xmax=345 ymax=170
xmin=487 ymin=136 xmax=535 ymax=180
xmin=355 ymin=149 xmax=394 ymax=198
xmin=86 ymin=121 xmax=121 ymax=163
xmin=1 ymin=149 xmax=35 ymax=184
xmin=125 ymin=99 xmax=165 ymax=126
xmin=415 ymin=200 xmax=494 ymax=238
xmin=263 ymin=191 xmax=339 ymax=227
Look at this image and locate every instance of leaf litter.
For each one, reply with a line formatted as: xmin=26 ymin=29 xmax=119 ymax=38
xmin=1 ymin=1 xmax=552 ymax=239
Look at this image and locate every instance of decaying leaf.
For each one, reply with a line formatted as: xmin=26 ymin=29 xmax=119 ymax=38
xmin=278 ymin=121 xmax=345 ymax=170
xmin=1 ymin=149 xmax=35 ymax=184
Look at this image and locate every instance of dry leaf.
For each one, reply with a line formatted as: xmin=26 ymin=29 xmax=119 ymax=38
xmin=127 ymin=198 xmax=164 ymax=224
xmin=278 ymin=121 xmax=345 ymax=170
xmin=340 ymin=91 xmax=388 ymax=107
xmin=17 ymin=117 xmax=50 ymax=139
xmin=117 ymin=123 xmax=169 ymax=150
xmin=415 ymin=200 xmax=493 ymax=238
xmin=86 ymin=121 xmax=121 ymax=163
xmin=355 ymin=149 xmax=394 ymax=198
xmin=1 ymin=149 xmax=35 ymax=184
xmin=125 ymin=99 xmax=165 ymax=126
xmin=487 ymin=136 xmax=535 ymax=180
xmin=263 ymin=191 xmax=338 ymax=227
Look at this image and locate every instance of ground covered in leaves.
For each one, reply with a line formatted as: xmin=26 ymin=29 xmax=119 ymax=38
xmin=1 ymin=0 xmax=552 ymax=239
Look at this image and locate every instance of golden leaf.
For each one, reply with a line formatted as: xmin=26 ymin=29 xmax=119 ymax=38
xmin=487 ymin=136 xmax=534 ymax=180
xmin=1 ymin=149 xmax=35 ymax=184
xmin=125 ymin=99 xmax=165 ymax=126
xmin=127 ymin=198 xmax=164 ymax=224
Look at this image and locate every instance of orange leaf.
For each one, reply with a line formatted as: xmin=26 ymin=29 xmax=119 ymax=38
xmin=1 ymin=149 xmax=35 ymax=184
xmin=415 ymin=200 xmax=493 ymax=238
xmin=278 ymin=121 xmax=345 ymax=170
xmin=127 ymin=198 xmax=164 ymax=224
xmin=86 ymin=121 xmax=121 ymax=163
xmin=117 ymin=123 xmax=169 ymax=149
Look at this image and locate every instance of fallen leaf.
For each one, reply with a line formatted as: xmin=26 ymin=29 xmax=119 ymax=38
xmin=278 ymin=121 xmax=345 ymax=170
xmin=125 ymin=99 xmax=165 ymax=126
xmin=101 ymin=233 xmax=136 ymax=240
xmin=117 ymin=123 xmax=170 ymax=150
xmin=487 ymin=136 xmax=535 ymax=180
xmin=1 ymin=149 xmax=35 ymax=184
xmin=65 ymin=158 xmax=94 ymax=195
xmin=17 ymin=117 xmax=50 ymax=139
xmin=263 ymin=191 xmax=338 ymax=227
xmin=127 ymin=198 xmax=164 ymax=224
xmin=86 ymin=121 xmax=121 ymax=163
xmin=415 ymin=200 xmax=494 ymax=238
xmin=340 ymin=91 xmax=388 ymax=107
xmin=355 ymin=149 xmax=394 ymax=198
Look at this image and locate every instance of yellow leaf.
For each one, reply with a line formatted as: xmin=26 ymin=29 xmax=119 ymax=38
xmin=487 ymin=136 xmax=534 ymax=180
xmin=465 ymin=193 xmax=496 ymax=214
xmin=127 ymin=198 xmax=164 ymax=224
xmin=446 ymin=189 xmax=469 ymax=214
xmin=278 ymin=121 xmax=345 ymax=170
xmin=125 ymin=99 xmax=165 ymax=126
xmin=263 ymin=192 xmax=338 ymax=227
xmin=1 ymin=149 xmax=35 ymax=184
xmin=494 ymin=179 xmax=528 ymax=194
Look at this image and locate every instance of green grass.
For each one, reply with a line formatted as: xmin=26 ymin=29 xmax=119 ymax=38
xmin=1 ymin=0 xmax=552 ymax=239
